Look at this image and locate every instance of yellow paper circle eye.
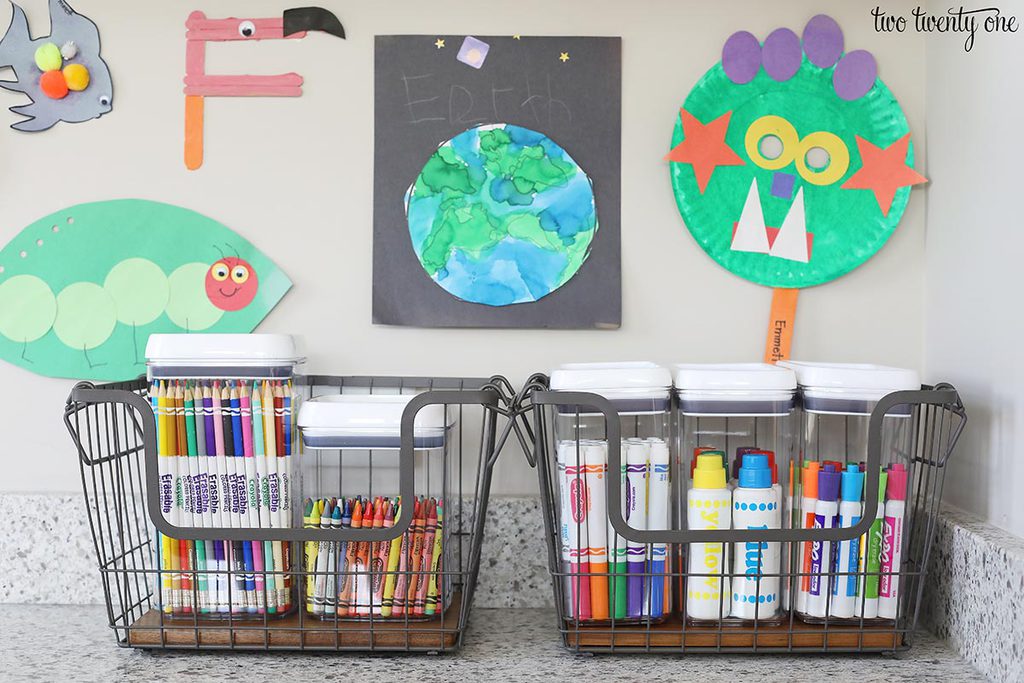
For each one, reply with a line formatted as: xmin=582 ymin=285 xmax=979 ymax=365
xmin=795 ymin=131 xmax=850 ymax=185
xmin=745 ymin=115 xmax=799 ymax=170
xmin=231 ymin=265 xmax=250 ymax=284
xmin=211 ymin=262 xmax=229 ymax=281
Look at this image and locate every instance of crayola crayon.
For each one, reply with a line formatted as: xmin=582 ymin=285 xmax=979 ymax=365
xmin=382 ymin=501 xmax=403 ymax=617
xmin=425 ymin=500 xmax=444 ymax=615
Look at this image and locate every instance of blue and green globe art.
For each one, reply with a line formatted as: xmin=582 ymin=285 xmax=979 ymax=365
xmin=405 ymin=123 xmax=598 ymax=306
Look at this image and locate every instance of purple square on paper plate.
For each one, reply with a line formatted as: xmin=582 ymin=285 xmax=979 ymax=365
xmin=771 ymin=172 xmax=796 ymax=199
xmin=457 ymin=36 xmax=490 ymax=69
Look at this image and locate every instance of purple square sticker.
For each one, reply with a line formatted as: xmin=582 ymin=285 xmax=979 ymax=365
xmin=771 ymin=172 xmax=796 ymax=199
xmin=457 ymin=36 xmax=490 ymax=69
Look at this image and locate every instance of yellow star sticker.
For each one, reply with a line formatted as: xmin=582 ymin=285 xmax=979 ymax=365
xmin=559 ymin=51 xmax=570 ymax=62
xmin=435 ymin=38 xmax=445 ymax=48
xmin=513 ymin=34 xmax=521 ymax=40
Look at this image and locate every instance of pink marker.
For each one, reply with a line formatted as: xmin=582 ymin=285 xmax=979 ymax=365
xmin=878 ymin=463 xmax=908 ymax=620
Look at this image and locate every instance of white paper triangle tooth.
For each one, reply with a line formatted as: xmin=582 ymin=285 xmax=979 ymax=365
xmin=769 ymin=186 xmax=809 ymax=263
xmin=730 ymin=178 xmax=770 ymax=254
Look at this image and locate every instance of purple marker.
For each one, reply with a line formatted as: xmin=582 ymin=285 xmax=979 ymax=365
xmin=807 ymin=465 xmax=840 ymax=618
xmin=625 ymin=440 xmax=649 ymax=618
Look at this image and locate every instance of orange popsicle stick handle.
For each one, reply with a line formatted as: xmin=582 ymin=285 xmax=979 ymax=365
xmin=185 ymin=95 xmax=204 ymax=170
xmin=764 ymin=287 xmax=799 ymax=363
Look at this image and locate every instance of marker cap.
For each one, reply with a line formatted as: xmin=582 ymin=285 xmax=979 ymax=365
xmin=876 ymin=469 xmax=888 ymax=504
xmin=886 ymin=462 xmax=908 ymax=502
xmin=817 ymin=465 xmax=841 ymax=503
xmin=802 ymin=461 xmax=821 ymax=499
xmin=841 ymin=463 xmax=864 ymax=502
xmin=690 ymin=447 xmax=721 ymax=478
xmin=738 ymin=453 xmax=772 ymax=489
xmin=693 ymin=453 xmax=727 ymax=489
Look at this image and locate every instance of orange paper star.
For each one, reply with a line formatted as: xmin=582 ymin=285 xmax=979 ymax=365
xmin=663 ymin=109 xmax=744 ymax=193
xmin=842 ymin=134 xmax=927 ymax=215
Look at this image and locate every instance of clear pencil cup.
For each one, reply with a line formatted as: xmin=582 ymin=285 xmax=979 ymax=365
xmin=674 ymin=363 xmax=797 ymax=625
xmin=296 ymin=391 xmax=454 ymax=621
xmin=546 ymin=362 xmax=673 ymax=624
xmin=780 ymin=362 xmax=920 ymax=626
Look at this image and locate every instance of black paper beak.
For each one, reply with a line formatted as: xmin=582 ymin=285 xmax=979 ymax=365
xmin=283 ymin=7 xmax=346 ymax=39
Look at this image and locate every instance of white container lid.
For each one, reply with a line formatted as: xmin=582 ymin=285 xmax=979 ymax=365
xmin=673 ymin=363 xmax=796 ymax=416
xmin=297 ymin=394 xmax=451 ymax=450
xmin=146 ymin=334 xmax=304 ymax=379
xmin=549 ymin=361 xmax=671 ymax=414
xmin=778 ymin=361 xmax=920 ymax=415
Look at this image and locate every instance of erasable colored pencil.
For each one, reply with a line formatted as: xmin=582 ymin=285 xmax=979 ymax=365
xmin=174 ymin=384 xmax=195 ymax=615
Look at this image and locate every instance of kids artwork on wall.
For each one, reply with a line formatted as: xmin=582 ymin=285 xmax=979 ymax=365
xmin=184 ymin=7 xmax=345 ymax=170
xmin=373 ymin=35 xmax=622 ymax=328
xmin=0 ymin=200 xmax=292 ymax=380
xmin=0 ymin=0 xmax=112 ymax=131
xmin=665 ymin=14 xmax=926 ymax=361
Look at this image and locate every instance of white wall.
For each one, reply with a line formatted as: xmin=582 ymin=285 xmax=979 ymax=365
xmin=924 ymin=0 xmax=1024 ymax=537
xmin=0 ymin=0 xmax=927 ymax=495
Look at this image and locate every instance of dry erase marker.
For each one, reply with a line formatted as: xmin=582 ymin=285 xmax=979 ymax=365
xmin=806 ymin=465 xmax=841 ymax=619
xmin=830 ymin=464 xmax=864 ymax=618
xmin=857 ymin=469 xmax=887 ymax=619
xmin=686 ymin=454 xmax=731 ymax=621
xmin=879 ymin=463 xmax=908 ymax=620
xmin=796 ymin=461 xmax=821 ymax=614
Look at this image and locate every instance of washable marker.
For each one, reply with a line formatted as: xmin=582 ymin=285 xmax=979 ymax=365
xmin=687 ymin=453 xmax=731 ymax=621
xmin=807 ymin=465 xmax=841 ymax=619
xmin=426 ymin=500 xmax=444 ymax=615
xmin=607 ymin=443 xmax=629 ymax=620
xmin=625 ymin=440 xmax=649 ymax=618
xmin=382 ymin=501 xmax=403 ymax=617
xmin=583 ymin=442 xmax=610 ymax=620
xmin=831 ymin=464 xmax=864 ymax=618
xmin=392 ymin=499 xmax=414 ymax=616
xmin=879 ymin=463 xmax=908 ymax=620
xmin=796 ymin=461 xmax=821 ymax=614
xmin=558 ymin=441 xmax=591 ymax=620
xmin=731 ymin=453 xmax=781 ymax=620
xmin=646 ymin=439 xmax=669 ymax=619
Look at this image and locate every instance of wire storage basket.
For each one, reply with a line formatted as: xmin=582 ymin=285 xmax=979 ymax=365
xmin=64 ymin=374 xmax=513 ymax=652
xmin=516 ymin=374 xmax=965 ymax=654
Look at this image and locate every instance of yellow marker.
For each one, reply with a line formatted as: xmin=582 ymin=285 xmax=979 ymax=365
xmin=380 ymin=502 xmax=403 ymax=617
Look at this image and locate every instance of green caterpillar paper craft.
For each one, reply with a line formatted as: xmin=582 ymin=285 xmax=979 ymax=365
xmin=664 ymin=14 xmax=926 ymax=359
xmin=0 ymin=199 xmax=291 ymax=380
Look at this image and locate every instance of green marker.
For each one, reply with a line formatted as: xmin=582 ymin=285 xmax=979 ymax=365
xmin=609 ymin=459 xmax=628 ymax=619
xmin=858 ymin=469 xmax=888 ymax=618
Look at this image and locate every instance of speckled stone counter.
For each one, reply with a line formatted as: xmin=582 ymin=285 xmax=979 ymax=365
xmin=1 ymin=605 xmax=985 ymax=683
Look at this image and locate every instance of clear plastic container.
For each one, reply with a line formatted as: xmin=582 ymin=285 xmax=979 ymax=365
xmin=778 ymin=361 xmax=920 ymax=624
xmin=547 ymin=362 xmax=672 ymax=624
xmin=144 ymin=333 xmax=304 ymax=619
xmin=674 ymin=363 xmax=796 ymax=624
xmin=296 ymin=392 xmax=454 ymax=620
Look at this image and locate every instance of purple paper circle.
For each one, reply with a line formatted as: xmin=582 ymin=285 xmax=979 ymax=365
xmin=833 ymin=49 xmax=877 ymax=100
xmin=802 ymin=14 xmax=843 ymax=68
xmin=722 ymin=31 xmax=761 ymax=84
xmin=762 ymin=28 xmax=801 ymax=81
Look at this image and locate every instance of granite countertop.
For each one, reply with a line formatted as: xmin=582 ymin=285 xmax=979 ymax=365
xmin=2 ymin=605 xmax=984 ymax=682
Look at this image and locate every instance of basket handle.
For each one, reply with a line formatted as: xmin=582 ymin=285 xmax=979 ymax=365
xmin=136 ymin=388 xmax=499 ymax=543
xmin=532 ymin=386 xmax=961 ymax=544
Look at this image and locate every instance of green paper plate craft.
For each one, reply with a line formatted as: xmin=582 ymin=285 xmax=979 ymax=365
xmin=664 ymin=15 xmax=927 ymax=360
xmin=0 ymin=0 xmax=112 ymax=131
xmin=0 ymin=200 xmax=292 ymax=380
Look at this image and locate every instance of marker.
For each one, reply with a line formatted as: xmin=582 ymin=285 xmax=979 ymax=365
xmin=878 ymin=463 xmax=908 ymax=620
xmin=796 ymin=461 xmax=821 ymax=614
xmin=625 ymin=440 xmax=649 ymax=619
xmin=731 ymin=453 xmax=781 ymax=620
xmin=857 ymin=469 xmax=888 ymax=619
xmin=806 ymin=465 xmax=841 ymax=619
xmin=607 ymin=443 xmax=629 ymax=620
xmin=686 ymin=453 xmax=731 ymax=621
xmin=646 ymin=439 xmax=670 ymax=619
xmin=830 ymin=464 xmax=864 ymax=618
xmin=558 ymin=441 xmax=590 ymax=620
xmin=583 ymin=442 xmax=610 ymax=620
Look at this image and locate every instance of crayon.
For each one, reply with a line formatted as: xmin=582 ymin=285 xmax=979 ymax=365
xmin=339 ymin=499 xmax=363 ymax=615
xmin=425 ymin=500 xmax=444 ymax=615
xmin=373 ymin=501 xmax=394 ymax=614
xmin=405 ymin=499 xmax=426 ymax=616
xmin=303 ymin=498 xmax=317 ymax=612
xmin=327 ymin=501 xmax=344 ymax=615
xmin=314 ymin=498 xmax=332 ymax=615
xmin=415 ymin=500 xmax=437 ymax=615
xmin=381 ymin=501 xmax=403 ymax=617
